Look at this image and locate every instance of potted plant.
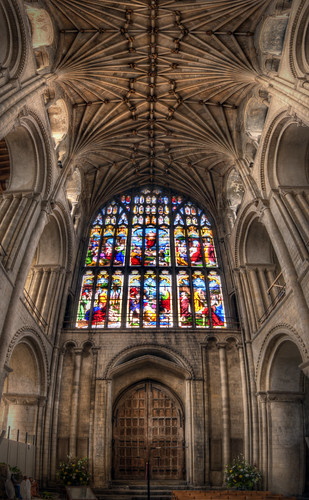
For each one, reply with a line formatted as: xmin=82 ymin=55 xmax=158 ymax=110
xmin=224 ymin=455 xmax=262 ymax=490
xmin=57 ymin=456 xmax=90 ymax=487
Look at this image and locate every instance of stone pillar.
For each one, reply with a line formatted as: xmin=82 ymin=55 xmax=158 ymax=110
xmin=258 ymin=268 xmax=271 ymax=311
xmin=69 ymin=348 xmax=83 ymax=457
xmin=202 ymin=344 xmax=210 ymax=485
xmin=35 ymin=397 xmax=46 ymax=480
xmin=50 ymin=348 xmax=65 ymax=479
xmin=237 ymin=345 xmax=250 ymax=460
xmin=257 ymin=392 xmax=268 ymax=490
xmin=88 ymin=347 xmax=99 ymax=479
xmin=217 ymin=342 xmax=230 ymax=469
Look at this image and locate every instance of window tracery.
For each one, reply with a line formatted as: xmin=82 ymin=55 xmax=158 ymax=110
xmin=76 ymin=187 xmax=226 ymax=329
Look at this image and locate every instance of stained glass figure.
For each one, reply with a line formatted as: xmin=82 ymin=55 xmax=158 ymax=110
xmin=158 ymin=226 xmax=170 ymax=266
xmin=130 ymin=226 xmax=142 ymax=265
xmin=192 ymin=271 xmax=209 ymax=328
xmin=76 ymin=271 xmax=94 ymax=328
xmin=127 ymin=272 xmax=141 ymax=327
xmin=144 ymin=226 xmax=157 ymax=266
xmin=108 ymin=272 xmax=123 ymax=327
xmin=114 ymin=225 xmax=127 ymax=266
xmin=202 ymin=227 xmax=217 ymax=266
xmin=86 ymin=225 xmax=102 ymax=266
xmin=174 ymin=226 xmax=188 ymax=266
xmin=76 ymin=187 xmax=225 ymax=329
xmin=159 ymin=273 xmax=172 ymax=327
xmin=99 ymin=225 xmax=114 ymax=266
xmin=188 ymin=226 xmax=203 ymax=266
xmin=208 ymin=271 xmax=225 ymax=327
xmin=143 ymin=271 xmax=157 ymax=327
xmin=177 ymin=272 xmax=192 ymax=327
xmin=92 ymin=271 xmax=108 ymax=327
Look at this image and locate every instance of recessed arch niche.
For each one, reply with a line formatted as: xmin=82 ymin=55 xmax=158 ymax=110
xmin=276 ymin=123 xmax=309 ymax=187
xmin=263 ymin=338 xmax=307 ymax=495
xmin=0 ymin=339 xmax=45 ymax=442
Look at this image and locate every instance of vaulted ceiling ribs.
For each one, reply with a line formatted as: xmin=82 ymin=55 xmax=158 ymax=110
xmin=47 ymin=0 xmax=271 ymax=212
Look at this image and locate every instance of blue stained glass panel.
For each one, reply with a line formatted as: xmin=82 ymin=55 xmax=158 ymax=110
xmin=143 ymin=272 xmax=157 ymax=327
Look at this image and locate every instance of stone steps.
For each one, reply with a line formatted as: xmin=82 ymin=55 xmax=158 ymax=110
xmin=95 ymin=481 xmax=191 ymax=500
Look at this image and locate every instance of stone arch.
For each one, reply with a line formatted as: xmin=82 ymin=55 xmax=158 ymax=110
xmin=0 ymin=333 xmax=48 ymax=448
xmin=260 ymin=111 xmax=309 ymax=195
xmin=105 ymin=343 xmax=195 ymax=380
xmin=0 ymin=0 xmax=28 ymax=80
xmin=289 ymin=0 xmax=309 ymax=78
xmin=3 ymin=112 xmax=53 ymax=197
xmin=257 ymin=331 xmax=308 ymax=495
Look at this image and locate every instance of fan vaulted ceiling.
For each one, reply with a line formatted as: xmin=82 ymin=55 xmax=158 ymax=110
xmin=46 ymin=0 xmax=271 ymax=214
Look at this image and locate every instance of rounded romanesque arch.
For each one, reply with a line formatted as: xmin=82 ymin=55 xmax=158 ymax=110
xmin=257 ymin=331 xmax=308 ymax=495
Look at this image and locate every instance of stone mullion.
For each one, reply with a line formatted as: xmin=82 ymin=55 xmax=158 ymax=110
xmin=30 ymin=268 xmax=44 ymax=306
xmin=248 ymin=267 xmax=264 ymax=323
xmin=258 ymin=267 xmax=271 ymax=311
xmin=273 ymin=191 xmax=308 ymax=261
xmin=237 ymin=345 xmax=250 ymax=460
xmin=69 ymin=348 xmax=83 ymax=457
xmin=46 ymin=268 xmax=66 ymax=336
xmin=295 ymin=192 xmax=309 ymax=224
xmin=41 ymin=268 xmax=56 ymax=322
xmin=217 ymin=342 xmax=230 ymax=469
xmin=266 ymin=268 xmax=277 ymax=302
xmin=35 ymin=267 xmax=50 ymax=314
xmin=0 ymin=195 xmax=19 ymax=243
xmin=262 ymin=204 xmax=309 ymax=335
xmin=2 ymin=196 xmax=30 ymax=267
xmin=283 ymin=192 xmax=309 ymax=246
xmin=239 ymin=268 xmax=257 ymax=332
xmin=50 ymin=348 xmax=65 ymax=479
xmin=0 ymin=196 xmax=12 ymax=228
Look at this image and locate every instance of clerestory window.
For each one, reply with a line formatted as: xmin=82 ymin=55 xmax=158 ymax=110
xmin=76 ymin=186 xmax=226 ymax=329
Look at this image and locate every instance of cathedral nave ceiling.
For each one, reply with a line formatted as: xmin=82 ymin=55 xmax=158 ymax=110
xmin=42 ymin=0 xmax=275 ymax=214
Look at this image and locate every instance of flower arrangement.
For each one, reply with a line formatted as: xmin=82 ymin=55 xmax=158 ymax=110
xmin=224 ymin=455 xmax=262 ymax=490
xmin=57 ymin=456 xmax=90 ymax=486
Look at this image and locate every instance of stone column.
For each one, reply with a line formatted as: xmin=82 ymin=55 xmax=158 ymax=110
xmin=69 ymin=348 xmax=83 ymax=457
xmin=257 ymin=392 xmax=268 ymax=489
xmin=201 ymin=344 xmax=210 ymax=485
xmin=88 ymin=347 xmax=99 ymax=479
xmin=50 ymin=347 xmax=65 ymax=479
xmin=237 ymin=344 xmax=250 ymax=460
xmin=35 ymin=397 xmax=46 ymax=480
xmin=258 ymin=268 xmax=271 ymax=311
xmin=217 ymin=342 xmax=230 ymax=469
xmin=239 ymin=268 xmax=257 ymax=332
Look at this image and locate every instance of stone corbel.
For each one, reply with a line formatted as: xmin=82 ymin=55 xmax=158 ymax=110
xmin=299 ymin=360 xmax=309 ymax=379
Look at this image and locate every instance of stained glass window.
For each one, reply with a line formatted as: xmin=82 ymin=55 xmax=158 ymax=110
xmin=76 ymin=186 xmax=226 ymax=329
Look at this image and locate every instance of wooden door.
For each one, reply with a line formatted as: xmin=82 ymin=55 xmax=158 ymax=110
xmin=112 ymin=381 xmax=185 ymax=480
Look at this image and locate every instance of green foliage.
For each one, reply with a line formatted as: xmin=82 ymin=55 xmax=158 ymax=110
xmin=57 ymin=456 xmax=90 ymax=486
xmin=224 ymin=455 xmax=262 ymax=490
xmin=41 ymin=492 xmax=54 ymax=499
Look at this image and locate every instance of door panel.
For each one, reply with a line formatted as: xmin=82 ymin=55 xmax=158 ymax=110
xmin=113 ymin=381 xmax=185 ymax=480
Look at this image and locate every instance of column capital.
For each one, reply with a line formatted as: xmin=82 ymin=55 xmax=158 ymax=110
xmin=299 ymin=360 xmax=309 ymax=379
xmin=216 ymin=341 xmax=227 ymax=350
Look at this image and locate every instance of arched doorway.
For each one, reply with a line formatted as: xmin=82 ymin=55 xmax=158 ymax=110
xmin=112 ymin=380 xmax=185 ymax=481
